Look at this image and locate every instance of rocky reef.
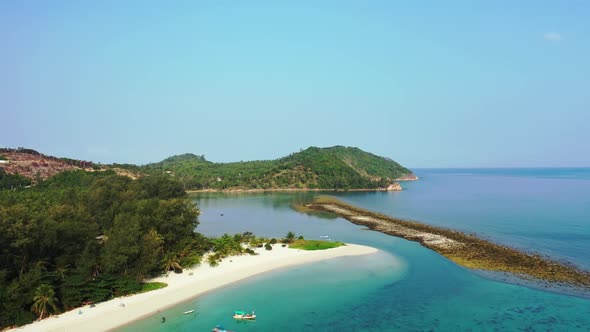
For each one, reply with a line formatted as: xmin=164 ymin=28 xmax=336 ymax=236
xmin=305 ymin=196 xmax=590 ymax=290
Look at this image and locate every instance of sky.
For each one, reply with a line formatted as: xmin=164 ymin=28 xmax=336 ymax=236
xmin=2 ymin=1 xmax=589 ymax=167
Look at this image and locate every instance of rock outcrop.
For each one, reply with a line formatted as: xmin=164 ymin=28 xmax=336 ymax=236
xmin=394 ymin=174 xmax=419 ymax=181
xmin=386 ymin=183 xmax=402 ymax=191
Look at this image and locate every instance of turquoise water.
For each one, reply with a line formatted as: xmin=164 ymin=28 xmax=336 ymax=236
xmin=121 ymin=169 xmax=590 ymax=331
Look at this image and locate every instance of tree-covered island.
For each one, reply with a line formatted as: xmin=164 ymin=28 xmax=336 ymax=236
xmin=142 ymin=146 xmax=416 ymax=190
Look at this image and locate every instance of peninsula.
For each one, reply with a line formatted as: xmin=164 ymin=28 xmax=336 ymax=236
xmin=304 ymin=196 xmax=590 ymax=289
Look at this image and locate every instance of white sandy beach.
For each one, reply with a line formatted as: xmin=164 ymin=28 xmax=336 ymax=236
xmin=10 ymin=243 xmax=377 ymax=332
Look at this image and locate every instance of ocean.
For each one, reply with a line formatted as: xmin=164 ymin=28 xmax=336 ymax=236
xmin=120 ymin=168 xmax=590 ymax=331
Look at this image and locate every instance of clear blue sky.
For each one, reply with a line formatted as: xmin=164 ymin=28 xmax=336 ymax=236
xmin=3 ymin=1 xmax=589 ymax=167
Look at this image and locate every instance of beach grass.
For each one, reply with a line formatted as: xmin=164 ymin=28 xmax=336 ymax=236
xmin=289 ymin=239 xmax=345 ymax=250
xmin=139 ymin=282 xmax=168 ymax=293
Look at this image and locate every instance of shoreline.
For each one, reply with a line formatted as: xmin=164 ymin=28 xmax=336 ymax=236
xmin=187 ymin=187 xmax=401 ymax=194
xmin=185 ymin=175 xmax=417 ymax=194
xmin=9 ymin=244 xmax=378 ymax=332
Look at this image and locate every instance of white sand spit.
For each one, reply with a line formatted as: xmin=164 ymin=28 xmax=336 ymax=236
xmin=9 ymin=243 xmax=377 ymax=332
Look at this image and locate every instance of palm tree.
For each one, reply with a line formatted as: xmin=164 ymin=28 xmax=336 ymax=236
xmin=285 ymin=231 xmax=296 ymax=244
xmin=163 ymin=254 xmax=182 ymax=274
xmin=241 ymin=231 xmax=254 ymax=243
xmin=145 ymin=229 xmax=164 ymax=253
xmin=31 ymin=284 xmax=58 ymax=320
xmin=55 ymin=264 xmax=69 ymax=280
xmin=178 ymin=243 xmax=193 ymax=260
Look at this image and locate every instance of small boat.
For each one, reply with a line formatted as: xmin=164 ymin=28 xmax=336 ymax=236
xmin=233 ymin=310 xmax=256 ymax=320
xmin=183 ymin=309 xmax=194 ymax=314
xmin=212 ymin=325 xmax=234 ymax=332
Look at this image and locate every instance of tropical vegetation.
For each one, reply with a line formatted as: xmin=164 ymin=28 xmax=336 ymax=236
xmin=0 ymin=171 xmax=205 ymax=327
xmin=0 ymin=146 xmax=414 ymax=192
xmin=31 ymin=284 xmax=58 ymax=320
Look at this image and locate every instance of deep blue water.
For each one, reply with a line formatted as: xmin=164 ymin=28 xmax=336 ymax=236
xmin=121 ymin=168 xmax=590 ymax=331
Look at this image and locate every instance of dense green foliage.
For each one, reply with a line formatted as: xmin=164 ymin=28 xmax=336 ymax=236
xmin=0 ymin=171 xmax=205 ymax=328
xmin=0 ymin=168 xmax=32 ymax=190
xmin=143 ymin=146 xmax=413 ymax=190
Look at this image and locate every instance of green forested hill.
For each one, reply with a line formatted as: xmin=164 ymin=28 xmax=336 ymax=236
xmin=143 ymin=146 xmax=414 ymax=190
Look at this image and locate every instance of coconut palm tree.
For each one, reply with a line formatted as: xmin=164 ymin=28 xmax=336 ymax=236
xmin=285 ymin=231 xmax=296 ymax=244
xmin=163 ymin=254 xmax=182 ymax=273
xmin=145 ymin=229 xmax=164 ymax=253
xmin=241 ymin=231 xmax=254 ymax=243
xmin=55 ymin=264 xmax=69 ymax=280
xmin=31 ymin=284 xmax=58 ymax=320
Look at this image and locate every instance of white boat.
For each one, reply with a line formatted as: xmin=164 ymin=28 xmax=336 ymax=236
xmin=183 ymin=309 xmax=195 ymax=314
xmin=233 ymin=310 xmax=256 ymax=320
